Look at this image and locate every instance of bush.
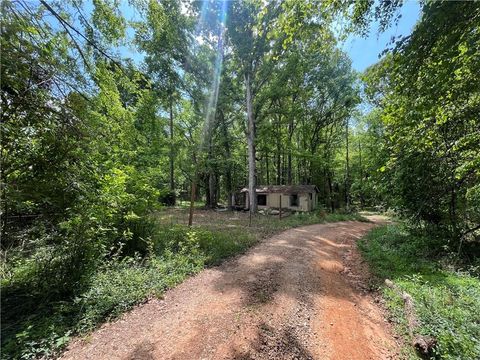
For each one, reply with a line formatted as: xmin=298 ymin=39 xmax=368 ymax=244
xmin=76 ymin=253 xmax=205 ymax=332
xmin=153 ymin=224 xmax=256 ymax=265
xmin=158 ymin=189 xmax=176 ymax=206
xmin=120 ymin=214 xmax=158 ymax=256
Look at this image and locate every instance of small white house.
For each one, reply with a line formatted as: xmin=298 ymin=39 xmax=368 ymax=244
xmin=240 ymin=185 xmax=319 ymax=212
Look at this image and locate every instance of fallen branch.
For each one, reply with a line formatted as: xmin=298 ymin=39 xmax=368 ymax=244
xmin=385 ymin=279 xmax=437 ymax=358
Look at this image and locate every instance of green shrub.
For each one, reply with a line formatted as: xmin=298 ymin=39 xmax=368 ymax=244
xmin=120 ymin=214 xmax=158 ymax=256
xmin=195 ymin=227 xmax=257 ymax=265
xmin=1 ymin=314 xmax=74 ymax=360
xmin=76 ymin=253 xmax=205 ymax=332
xmin=153 ymin=224 xmax=256 ymax=265
xmin=1 ymin=220 xmax=258 ymax=359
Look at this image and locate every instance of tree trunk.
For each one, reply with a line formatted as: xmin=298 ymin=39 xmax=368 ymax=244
xmin=358 ymin=140 xmax=365 ymax=208
xmin=259 ymin=152 xmax=263 ymax=185
xmin=328 ymin=172 xmax=335 ymax=212
xmin=204 ymin=173 xmax=211 ymax=208
xmin=244 ymin=152 xmax=248 ymax=185
xmin=209 ymin=171 xmax=216 ymax=208
xmin=344 ymin=118 xmax=350 ymax=211
xmin=169 ymin=97 xmax=175 ymax=196
xmin=287 ymin=152 xmax=292 ymax=184
xmin=188 ymin=179 xmax=196 ymax=226
xmin=298 ymin=158 xmax=302 ymax=185
xmin=323 ymin=168 xmax=328 ymax=208
xmin=245 ymin=72 xmax=257 ymax=213
xmin=225 ymin=153 xmax=233 ymax=208
xmin=216 ymin=178 xmax=221 ymax=207
xmin=287 ymin=117 xmax=293 ymax=185
xmin=219 ymin=110 xmax=233 ymax=208
xmin=276 ymin=114 xmax=281 ymax=185
xmin=226 ymin=172 xmax=233 ymax=208
xmin=266 ymin=152 xmax=270 ymax=185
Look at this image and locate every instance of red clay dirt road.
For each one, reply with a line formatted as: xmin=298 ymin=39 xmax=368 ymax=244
xmin=63 ymin=218 xmax=399 ymax=360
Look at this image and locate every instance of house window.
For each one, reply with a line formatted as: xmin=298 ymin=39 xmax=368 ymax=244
xmin=309 ymin=193 xmax=312 ymax=200
xmin=290 ymin=194 xmax=299 ymax=207
xmin=257 ymin=194 xmax=267 ymax=206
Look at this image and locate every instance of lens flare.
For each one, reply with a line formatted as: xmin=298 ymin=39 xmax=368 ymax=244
xmin=201 ymin=0 xmax=228 ymax=150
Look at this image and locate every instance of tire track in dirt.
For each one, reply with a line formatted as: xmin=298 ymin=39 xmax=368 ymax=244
xmin=62 ymin=219 xmax=398 ymax=360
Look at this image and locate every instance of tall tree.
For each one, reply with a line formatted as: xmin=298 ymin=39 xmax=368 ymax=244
xmin=135 ymin=0 xmax=191 ymax=197
xmin=226 ymin=0 xmax=283 ymax=213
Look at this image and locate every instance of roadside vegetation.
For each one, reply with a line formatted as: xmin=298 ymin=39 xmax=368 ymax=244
xmin=1 ymin=209 xmax=364 ymax=359
xmin=1 ymin=216 xmax=248 ymax=359
xmin=359 ymin=224 xmax=480 ymax=360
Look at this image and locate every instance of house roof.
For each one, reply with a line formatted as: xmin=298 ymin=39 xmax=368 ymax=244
xmin=240 ymin=185 xmax=319 ymax=194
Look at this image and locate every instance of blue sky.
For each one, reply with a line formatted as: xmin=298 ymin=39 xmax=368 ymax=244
xmin=342 ymin=1 xmax=421 ymax=72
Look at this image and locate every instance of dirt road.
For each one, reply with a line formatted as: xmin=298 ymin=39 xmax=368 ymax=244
xmin=63 ymin=219 xmax=398 ymax=360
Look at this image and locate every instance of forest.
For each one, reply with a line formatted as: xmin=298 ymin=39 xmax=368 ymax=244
xmin=1 ymin=1 xmax=479 ymax=359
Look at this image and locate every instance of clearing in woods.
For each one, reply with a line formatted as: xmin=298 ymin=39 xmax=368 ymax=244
xmin=62 ymin=217 xmax=399 ymax=360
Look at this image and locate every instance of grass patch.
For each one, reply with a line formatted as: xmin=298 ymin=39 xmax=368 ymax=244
xmin=359 ymin=224 xmax=480 ymax=359
xmin=155 ymin=208 xmax=368 ymax=239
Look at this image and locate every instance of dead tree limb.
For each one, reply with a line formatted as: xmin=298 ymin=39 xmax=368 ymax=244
xmin=385 ymin=279 xmax=437 ymax=358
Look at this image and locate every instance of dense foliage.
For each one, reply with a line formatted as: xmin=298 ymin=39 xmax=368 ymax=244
xmin=360 ymin=1 xmax=480 ymax=253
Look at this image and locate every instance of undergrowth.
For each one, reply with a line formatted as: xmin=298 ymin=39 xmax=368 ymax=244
xmin=358 ymin=224 xmax=480 ymax=359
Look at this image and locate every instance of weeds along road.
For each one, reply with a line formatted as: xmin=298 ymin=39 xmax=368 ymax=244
xmin=62 ymin=218 xmax=398 ymax=360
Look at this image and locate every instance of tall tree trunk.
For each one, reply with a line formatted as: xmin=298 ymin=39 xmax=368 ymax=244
xmin=216 ymin=178 xmax=220 ymax=206
xmin=245 ymin=72 xmax=257 ymax=213
xmin=188 ymin=179 xmax=196 ymax=226
xmin=209 ymin=171 xmax=216 ymax=208
xmin=276 ymin=114 xmax=281 ymax=185
xmin=298 ymin=158 xmax=302 ymax=185
xmin=358 ymin=140 xmax=365 ymax=208
xmin=266 ymin=151 xmax=270 ymax=185
xmin=323 ymin=168 xmax=328 ymax=208
xmin=259 ymin=152 xmax=263 ymax=185
xmin=226 ymin=170 xmax=233 ymax=208
xmin=219 ymin=111 xmax=233 ymax=208
xmin=287 ymin=150 xmax=292 ymax=184
xmin=450 ymin=175 xmax=457 ymax=237
xmin=328 ymin=172 xmax=335 ymax=213
xmin=188 ymin=150 xmax=198 ymax=225
xmin=344 ymin=118 xmax=350 ymax=211
xmin=204 ymin=173 xmax=211 ymax=208
xmin=287 ymin=117 xmax=293 ymax=185
xmin=244 ymin=152 xmax=248 ymax=185
xmin=206 ymin=129 xmax=217 ymax=208
xmin=169 ymin=97 xmax=175 ymax=196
